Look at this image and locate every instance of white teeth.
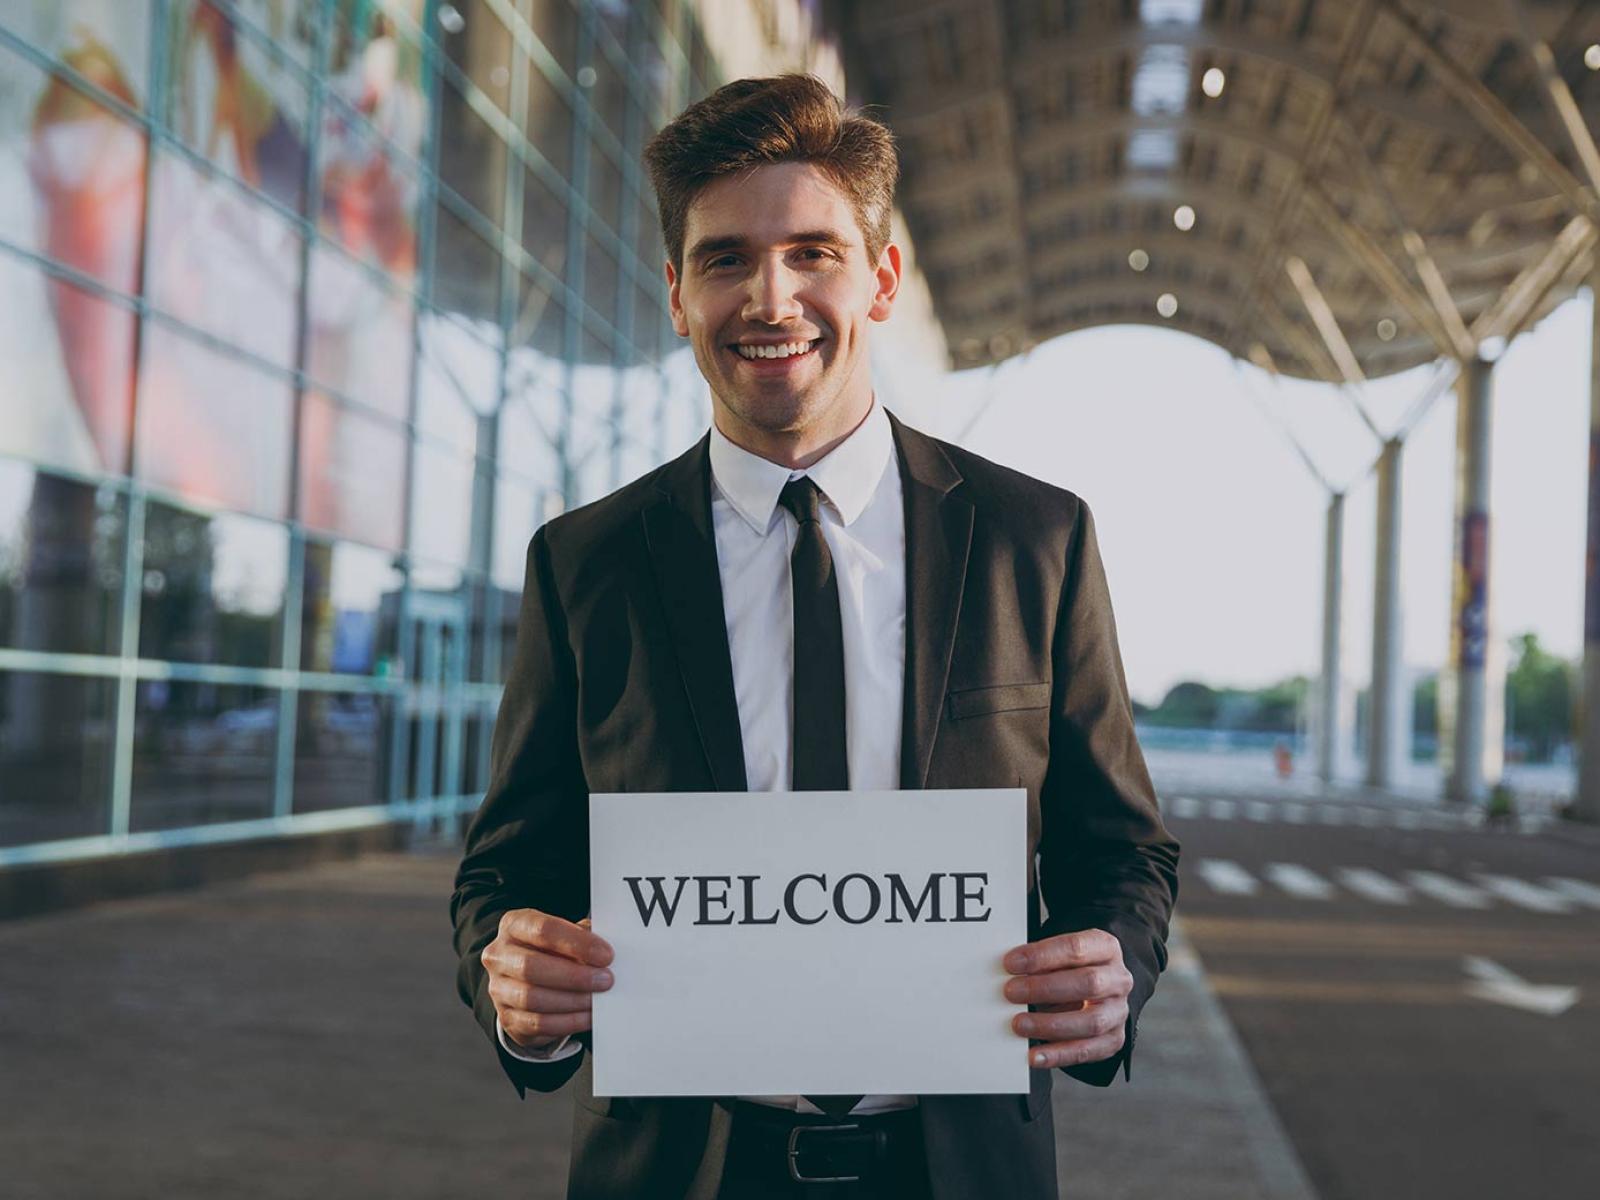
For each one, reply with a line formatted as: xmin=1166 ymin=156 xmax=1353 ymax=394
xmin=735 ymin=340 xmax=815 ymax=359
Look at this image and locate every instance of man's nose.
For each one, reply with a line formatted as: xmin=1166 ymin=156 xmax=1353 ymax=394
xmin=741 ymin=259 xmax=805 ymax=325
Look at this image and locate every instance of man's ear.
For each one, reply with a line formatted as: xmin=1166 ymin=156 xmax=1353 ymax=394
xmin=665 ymin=259 xmax=690 ymax=337
xmin=868 ymin=242 xmax=902 ymax=322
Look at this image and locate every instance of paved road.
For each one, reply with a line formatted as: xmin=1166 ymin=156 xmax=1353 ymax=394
xmin=1166 ymin=791 xmax=1600 ymax=1200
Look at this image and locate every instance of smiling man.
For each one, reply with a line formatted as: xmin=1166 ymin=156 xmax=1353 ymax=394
xmin=451 ymin=75 xmax=1179 ymax=1200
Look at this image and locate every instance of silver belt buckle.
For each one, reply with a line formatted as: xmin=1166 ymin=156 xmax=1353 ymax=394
xmin=787 ymin=1122 xmax=862 ymax=1183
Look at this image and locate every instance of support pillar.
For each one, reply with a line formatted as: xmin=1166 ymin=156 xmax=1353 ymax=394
xmin=1578 ymin=284 xmax=1600 ymax=823
xmin=1367 ymin=439 xmax=1403 ymax=787
xmin=1443 ymin=355 xmax=1500 ymax=804
xmin=1316 ymin=493 xmax=1345 ymax=784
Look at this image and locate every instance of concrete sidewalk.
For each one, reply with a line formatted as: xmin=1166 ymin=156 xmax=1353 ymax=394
xmin=0 ymin=847 xmax=1313 ymax=1199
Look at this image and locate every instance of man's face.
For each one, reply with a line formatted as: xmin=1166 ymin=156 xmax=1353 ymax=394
xmin=666 ymin=161 xmax=900 ymax=454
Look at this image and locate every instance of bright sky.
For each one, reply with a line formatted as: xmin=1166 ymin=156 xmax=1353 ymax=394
xmin=902 ymin=292 xmax=1594 ymax=709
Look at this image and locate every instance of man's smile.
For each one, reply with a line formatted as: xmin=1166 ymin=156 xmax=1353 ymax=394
xmin=728 ymin=338 xmax=824 ymax=368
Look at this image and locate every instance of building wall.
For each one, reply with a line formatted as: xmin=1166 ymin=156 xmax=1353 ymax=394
xmin=0 ymin=0 xmax=945 ymax=869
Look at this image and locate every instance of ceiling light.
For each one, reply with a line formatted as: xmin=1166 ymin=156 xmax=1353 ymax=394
xmin=1201 ymin=67 xmax=1226 ymax=98
xmin=1478 ymin=335 xmax=1507 ymax=363
xmin=1157 ymin=293 xmax=1178 ymax=318
xmin=1129 ymin=248 xmax=1150 ymax=271
xmin=1586 ymin=44 xmax=1600 ymax=71
xmin=437 ymin=4 xmax=465 ymax=34
xmin=1173 ymin=205 xmax=1196 ymax=231
xmin=1376 ymin=318 xmax=1397 ymax=342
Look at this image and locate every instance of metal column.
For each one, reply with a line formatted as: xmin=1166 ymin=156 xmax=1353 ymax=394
xmin=1367 ymin=438 xmax=1403 ymax=787
xmin=1445 ymin=355 xmax=1497 ymax=804
xmin=1317 ymin=493 xmax=1345 ymax=783
xmin=1578 ymin=284 xmax=1600 ymax=823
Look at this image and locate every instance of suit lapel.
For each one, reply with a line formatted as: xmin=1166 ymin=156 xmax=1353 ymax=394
xmin=641 ymin=435 xmax=749 ymax=792
xmin=889 ymin=412 xmax=973 ymax=790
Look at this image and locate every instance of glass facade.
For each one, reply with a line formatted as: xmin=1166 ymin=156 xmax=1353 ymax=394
xmin=0 ymin=0 xmax=719 ymax=861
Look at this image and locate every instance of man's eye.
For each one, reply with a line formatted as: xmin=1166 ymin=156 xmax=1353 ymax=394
xmin=798 ymin=248 xmax=830 ymax=260
xmin=706 ymin=255 xmax=740 ymax=270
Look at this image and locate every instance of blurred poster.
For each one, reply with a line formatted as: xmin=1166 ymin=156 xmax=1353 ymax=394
xmin=4 ymin=1 xmax=426 ymax=531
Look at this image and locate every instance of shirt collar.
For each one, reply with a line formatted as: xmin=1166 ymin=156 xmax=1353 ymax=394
xmin=708 ymin=397 xmax=894 ymax=534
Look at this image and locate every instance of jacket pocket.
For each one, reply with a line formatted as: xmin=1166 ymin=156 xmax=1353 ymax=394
xmin=946 ymin=681 xmax=1051 ymax=721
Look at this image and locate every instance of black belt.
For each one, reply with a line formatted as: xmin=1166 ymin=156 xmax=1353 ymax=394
xmin=723 ymin=1101 xmax=928 ymax=1191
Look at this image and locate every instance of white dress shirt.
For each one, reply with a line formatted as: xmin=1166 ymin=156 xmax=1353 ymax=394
xmin=501 ymin=397 xmax=915 ymax=1115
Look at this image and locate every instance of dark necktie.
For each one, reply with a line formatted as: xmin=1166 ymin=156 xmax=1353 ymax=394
xmin=777 ymin=477 xmax=861 ymax=1120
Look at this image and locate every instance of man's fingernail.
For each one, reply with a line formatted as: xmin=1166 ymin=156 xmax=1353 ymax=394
xmin=592 ymin=970 xmax=613 ymax=989
xmin=1032 ymin=1051 xmax=1048 ymax=1067
xmin=1005 ymin=949 xmax=1030 ymax=972
xmin=1016 ymin=1016 xmax=1035 ymax=1035
xmin=1005 ymin=980 xmax=1028 ymax=1002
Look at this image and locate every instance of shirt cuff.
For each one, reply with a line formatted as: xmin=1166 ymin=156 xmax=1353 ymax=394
xmin=496 ymin=1016 xmax=583 ymax=1064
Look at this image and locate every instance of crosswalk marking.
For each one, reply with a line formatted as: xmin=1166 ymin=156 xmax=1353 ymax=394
xmin=1161 ymin=795 xmax=1559 ymax=837
xmin=1546 ymin=877 xmax=1600 ymax=909
xmin=1336 ymin=867 xmax=1411 ymax=905
xmin=1264 ymin=863 xmax=1335 ymax=900
xmin=1405 ymin=871 xmax=1492 ymax=910
xmin=1472 ymin=874 xmax=1573 ymax=914
xmin=1197 ymin=859 xmax=1259 ymax=896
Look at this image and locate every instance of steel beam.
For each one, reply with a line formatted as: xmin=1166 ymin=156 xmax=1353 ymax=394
xmin=1318 ymin=492 xmax=1347 ymax=784
xmin=1379 ymin=0 xmax=1600 ymax=226
xmin=1444 ymin=355 xmax=1499 ymax=804
xmin=1581 ymin=276 xmax=1600 ymax=822
xmin=1367 ymin=438 xmax=1405 ymax=788
xmin=1504 ymin=0 xmax=1600 ymax=199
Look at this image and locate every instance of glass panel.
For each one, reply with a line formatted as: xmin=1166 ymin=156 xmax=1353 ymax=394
xmin=304 ymin=241 xmax=415 ymax=419
xmin=145 ymin=148 xmax=302 ymax=369
xmin=417 ymin=312 xmax=499 ymax=453
xmin=301 ymin=538 xmax=403 ymax=675
xmin=292 ymin=690 xmax=388 ymax=812
xmin=431 ymin=194 xmax=502 ymax=324
xmin=0 ymin=254 xmax=136 ymax=476
xmin=634 ymin=195 xmax=665 ymax=283
xmin=510 ymin=274 xmax=565 ymax=388
xmin=0 ymin=44 xmax=147 ymax=301
xmin=523 ymin=59 xmax=572 ymax=177
xmin=0 ymin=670 xmax=116 ymax=847
xmin=588 ymin=142 xmax=623 ymax=234
xmin=492 ymin=472 xmax=538 ymax=591
xmin=138 ymin=500 xmax=287 ymax=667
xmin=588 ymin=27 xmax=628 ymax=146
xmin=498 ymin=390 xmax=560 ymax=502
xmin=327 ymin=0 xmax=428 ymax=161
xmin=0 ymin=463 xmax=125 ymax=656
xmin=409 ymin=441 xmax=473 ymax=571
xmin=298 ymin=390 xmax=407 ymax=551
xmin=317 ymin=104 xmax=423 ymax=279
xmin=135 ymin=323 xmax=293 ymax=518
xmin=130 ymin=680 xmax=277 ymax=831
xmin=525 ymin=0 xmax=579 ymax=75
xmin=162 ymin=1 xmax=314 ymax=212
xmin=466 ymin=573 xmax=493 ymax=682
xmin=438 ymin=0 xmax=511 ymax=116
xmin=521 ymin=164 xmax=569 ymax=287
xmin=0 ymin=2 xmax=154 ymax=106
xmin=437 ymin=75 xmax=507 ymax=230
xmin=584 ymin=234 xmax=621 ymax=328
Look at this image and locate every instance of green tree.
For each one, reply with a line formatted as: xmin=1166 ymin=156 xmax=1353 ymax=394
xmin=1505 ymin=633 xmax=1575 ymax=763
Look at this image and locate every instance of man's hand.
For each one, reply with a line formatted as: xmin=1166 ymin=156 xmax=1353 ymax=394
xmin=1002 ymin=928 xmax=1132 ymax=1069
xmin=482 ymin=910 xmax=614 ymax=1050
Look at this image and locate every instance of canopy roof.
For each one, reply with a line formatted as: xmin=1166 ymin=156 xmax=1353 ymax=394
xmin=841 ymin=0 xmax=1600 ymax=378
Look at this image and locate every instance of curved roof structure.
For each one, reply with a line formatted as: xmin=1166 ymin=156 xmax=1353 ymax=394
xmin=841 ymin=0 xmax=1600 ymax=378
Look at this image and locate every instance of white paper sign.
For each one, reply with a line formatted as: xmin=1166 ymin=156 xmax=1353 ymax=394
xmin=589 ymin=788 xmax=1027 ymax=1098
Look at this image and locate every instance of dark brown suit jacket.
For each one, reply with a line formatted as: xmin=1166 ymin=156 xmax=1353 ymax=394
xmin=451 ymin=411 xmax=1180 ymax=1199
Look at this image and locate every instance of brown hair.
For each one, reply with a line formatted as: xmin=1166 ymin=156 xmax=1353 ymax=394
xmin=643 ymin=74 xmax=898 ymax=272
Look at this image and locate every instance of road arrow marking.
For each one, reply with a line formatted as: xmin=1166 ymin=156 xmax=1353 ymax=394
xmin=1462 ymin=956 xmax=1580 ymax=1016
